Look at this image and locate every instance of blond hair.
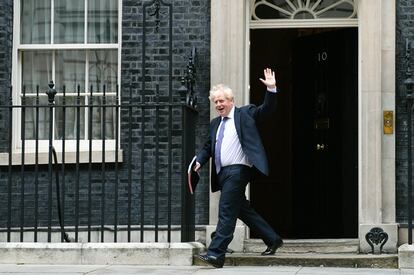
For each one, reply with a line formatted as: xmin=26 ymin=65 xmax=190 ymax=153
xmin=208 ymin=84 xmax=234 ymax=102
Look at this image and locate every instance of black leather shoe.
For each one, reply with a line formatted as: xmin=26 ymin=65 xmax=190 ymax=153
xmin=261 ymin=239 xmax=283 ymax=256
xmin=198 ymin=254 xmax=225 ymax=268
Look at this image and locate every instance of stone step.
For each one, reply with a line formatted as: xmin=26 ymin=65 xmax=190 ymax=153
xmin=193 ymin=253 xmax=398 ymax=268
xmin=244 ymin=239 xmax=360 ymax=254
xmin=0 ymin=242 xmax=205 ymax=265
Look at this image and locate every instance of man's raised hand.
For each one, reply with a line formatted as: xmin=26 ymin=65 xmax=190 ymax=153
xmin=259 ymin=68 xmax=277 ymax=89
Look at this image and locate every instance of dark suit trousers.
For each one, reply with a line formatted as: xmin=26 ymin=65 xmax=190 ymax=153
xmin=208 ymin=165 xmax=281 ymax=259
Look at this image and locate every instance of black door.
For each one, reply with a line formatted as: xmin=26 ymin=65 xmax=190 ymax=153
xmin=291 ymin=29 xmax=358 ymax=238
xmin=250 ymin=28 xmax=358 ymax=239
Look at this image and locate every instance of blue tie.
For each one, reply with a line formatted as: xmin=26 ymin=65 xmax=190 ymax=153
xmin=215 ymin=117 xmax=228 ymax=174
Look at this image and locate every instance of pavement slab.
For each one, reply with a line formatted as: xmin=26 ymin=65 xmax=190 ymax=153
xmin=0 ymin=264 xmax=412 ymax=275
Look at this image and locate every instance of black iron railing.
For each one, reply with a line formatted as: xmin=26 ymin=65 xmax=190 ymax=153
xmin=0 ymin=0 xmax=200 ymax=243
xmin=0 ymin=82 xmax=197 ymax=243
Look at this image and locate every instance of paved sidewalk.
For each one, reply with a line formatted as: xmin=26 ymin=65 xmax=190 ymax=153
xmin=0 ymin=264 xmax=413 ymax=275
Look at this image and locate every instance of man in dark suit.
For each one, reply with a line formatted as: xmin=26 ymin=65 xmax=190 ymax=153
xmin=194 ymin=68 xmax=283 ymax=268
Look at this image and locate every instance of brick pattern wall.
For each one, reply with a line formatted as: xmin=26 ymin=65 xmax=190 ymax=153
xmin=396 ymin=0 xmax=414 ymax=223
xmin=0 ymin=0 xmax=12 ymax=151
xmin=0 ymin=0 xmax=211 ymax=236
xmin=121 ymin=0 xmax=211 ymax=225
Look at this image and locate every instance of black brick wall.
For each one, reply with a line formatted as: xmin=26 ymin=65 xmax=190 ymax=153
xmin=121 ymin=0 xmax=211 ymax=225
xmin=396 ymin=0 xmax=414 ymax=223
xmin=0 ymin=0 xmax=211 ymax=235
xmin=0 ymin=0 xmax=14 ymax=229
xmin=0 ymin=0 xmax=12 ymax=151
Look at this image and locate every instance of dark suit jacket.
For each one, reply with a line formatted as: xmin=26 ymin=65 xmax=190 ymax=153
xmin=196 ymin=90 xmax=278 ymax=192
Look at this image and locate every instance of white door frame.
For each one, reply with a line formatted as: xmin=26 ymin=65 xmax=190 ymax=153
xmin=209 ymin=0 xmax=397 ymax=253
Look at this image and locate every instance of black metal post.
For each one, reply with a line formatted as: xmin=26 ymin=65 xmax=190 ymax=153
xmin=101 ymin=84 xmax=107 ymax=242
xmin=61 ymin=86 xmax=67 ymax=242
xmin=34 ymin=86 xmax=40 ymax=242
xmin=181 ymin=106 xmax=189 ymax=241
xmin=46 ymin=81 xmax=57 ymax=242
xmin=75 ymin=84 xmax=81 ymax=242
xmin=408 ymin=96 xmax=413 ymax=245
xmin=128 ymin=84 xmax=133 ymax=242
xmin=405 ymin=39 xmax=414 ymax=245
xmin=20 ymin=87 xmax=26 ymax=242
xmin=141 ymin=2 xmax=148 ymax=242
xmin=140 ymin=99 xmax=145 ymax=242
xmin=114 ymin=84 xmax=120 ymax=242
xmin=181 ymin=105 xmax=197 ymax=242
xmin=88 ymin=85 xmax=93 ymax=242
xmin=155 ymin=84 xmax=159 ymax=242
xmin=179 ymin=48 xmax=198 ymax=241
xmin=7 ymin=86 xmax=12 ymax=242
xmin=167 ymin=0 xmax=173 ymax=242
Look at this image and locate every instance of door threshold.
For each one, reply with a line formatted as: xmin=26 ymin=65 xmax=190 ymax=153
xmin=244 ymin=238 xmax=359 ymax=254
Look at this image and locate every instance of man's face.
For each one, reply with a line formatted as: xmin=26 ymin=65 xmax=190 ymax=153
xmin=213 ymin=91 xmax=234 ymax=117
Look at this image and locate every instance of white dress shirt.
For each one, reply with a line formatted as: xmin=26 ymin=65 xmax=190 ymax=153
xmin=216 ymin=106 xmax=252 ymax=168
xmin=215 ymin=87 xmax=277 ymax=168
